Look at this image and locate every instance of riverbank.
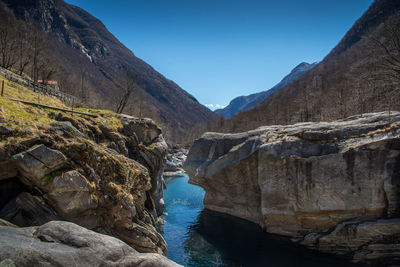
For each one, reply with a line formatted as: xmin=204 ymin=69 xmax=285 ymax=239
xmin=162 ymin=175 xmax=357 ymax=266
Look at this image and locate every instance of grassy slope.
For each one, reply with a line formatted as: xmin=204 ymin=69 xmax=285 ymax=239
xmin=0 ymin=75 xmax=123 ymax=137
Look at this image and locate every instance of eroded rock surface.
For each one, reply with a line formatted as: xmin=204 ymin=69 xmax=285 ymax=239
xmin=163 ymin=147 xmax=187 ymax=177
xmin=184 ymin=111 xmax=400 ymax=263
xmin=0 ymin=114 xmax=168 ymax=255
xmin=11 ymin=144 xmax=67 ymax=187
xmin=0 ymin=220 xmax=180 ymax=266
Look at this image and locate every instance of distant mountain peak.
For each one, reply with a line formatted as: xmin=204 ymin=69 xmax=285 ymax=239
xmin=292 ymin=62 xmax=318 ymax=72
xmin=215 ymin=62 xmax=317 ymax=119
xmin=219 ymin=0 xmax=400 ymax=133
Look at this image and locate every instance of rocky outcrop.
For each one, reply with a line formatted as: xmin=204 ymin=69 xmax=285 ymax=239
xmin=0 ymin=113 xmax=168 ymax=255
xmin=163 ymin=147 xmax=188 ymax=177
xmin=11 ymin=144 xmax=67 ymax=188
xmin=0 ymin=220 xmax=180 ymax=266
xmin=184 ymin=111 xmax=400 ymax=264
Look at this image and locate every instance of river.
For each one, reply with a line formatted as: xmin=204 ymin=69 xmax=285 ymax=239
xmin=162 ymin=175 xmax=356 ymax=267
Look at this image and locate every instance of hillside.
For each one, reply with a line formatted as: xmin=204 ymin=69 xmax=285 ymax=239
xmin=215 ymin=62 xmax=316 ymax=119
xmin=220 ymin=0 xmax=400 ymax=132
xmin=0 ymin=0 xmax=217 ymax=144
xmin=0 ymin=71 xmax=175 ymax=256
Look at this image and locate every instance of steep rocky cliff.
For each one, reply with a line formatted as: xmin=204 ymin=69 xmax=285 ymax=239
xmin=184 ymin=111 xmax=400 ymax=264
xmin=0 ymin=80 xmax=173 ymax=258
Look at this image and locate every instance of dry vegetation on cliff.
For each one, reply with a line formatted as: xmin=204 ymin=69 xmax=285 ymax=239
xmin=0 ymin=75 xmax=169 ymax=255
xmin=0 ymin=0 xmax=217 ymax=144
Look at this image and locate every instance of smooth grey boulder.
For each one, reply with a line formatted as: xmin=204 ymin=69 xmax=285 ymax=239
xmin=184 ymin=111 xmax=400 ymax=263
xmin=11 ymin=144 xmax=67 ymax=187
xmin=0 ymin=220 xmax=181 ymax=266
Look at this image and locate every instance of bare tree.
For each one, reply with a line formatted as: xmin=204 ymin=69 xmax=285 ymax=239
xmin=137 ymin=98 xmax=143 ymax=118
xmin=367 ymin=19 xmax=400 ymax=119
xmin=370 ymin=22 xmax=400 ymax=82
xmin=301 ymin=83 xmax=311 ymax=122
xmin=336 ymin=84 xmax=346 ymax=118
xmin=15 ymin=22 xmax=31 ymax=76
xmin=115 ymin=69 xmax=138 ymax=114
xmin=58 ymin=72 xmax=77 ymax=95
xmin=31 ymin=28 xmax=46 ymax=82
xmin=38 ymin=59 xmax=56 ymax=85
xmin=79 ymin=69 xmax=88 ymax=102
xmin=0 ymin=19 xmax=17 ymax=69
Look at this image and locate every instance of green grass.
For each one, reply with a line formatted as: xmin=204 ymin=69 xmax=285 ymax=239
xmin=42 ymin=170 xmax=62 ymax=183
xmin=0 ymin=73 xmax=124 ymax=137
xmin=73 ymin=108 xmax=123 ymax=129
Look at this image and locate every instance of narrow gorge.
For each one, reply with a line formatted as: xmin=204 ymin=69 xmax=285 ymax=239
xmin=0 ymin=0 xmax=399 ymax=265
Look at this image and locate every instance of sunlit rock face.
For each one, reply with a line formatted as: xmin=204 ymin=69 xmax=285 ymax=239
xmin=0 ymin=113 xmax=168 ymax=255
xmin=0 ymin=221 xmax=180 ymax=266
xmin=184 ymin=111 xmax=400 ymax=264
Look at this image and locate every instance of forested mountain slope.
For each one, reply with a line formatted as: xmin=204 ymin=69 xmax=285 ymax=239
xmin=0 ymin=0 xmax=217 ymax=143
xmin=221 ymin=0 xmax=400 ymax=132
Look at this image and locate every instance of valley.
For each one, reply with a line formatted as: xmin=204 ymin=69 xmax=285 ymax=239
xmin=0 ymin=0 xmax=399 ymax=266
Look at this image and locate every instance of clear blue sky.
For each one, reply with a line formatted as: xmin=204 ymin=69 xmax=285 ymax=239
xmin=66 ymin=0 xmax=373 ymax=110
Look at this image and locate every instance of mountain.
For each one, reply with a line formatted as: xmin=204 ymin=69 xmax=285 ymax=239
xmin=219 ymin=0 xmax=400 ymax=133
xmin=215 ymin=62 xmax=317 ymax=119
xmin=0 ymin=0 xmax=217 ymax=144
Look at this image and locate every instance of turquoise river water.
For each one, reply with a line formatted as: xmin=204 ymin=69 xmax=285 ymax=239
xmin=161 ymin=175 xmax=357 ymax=267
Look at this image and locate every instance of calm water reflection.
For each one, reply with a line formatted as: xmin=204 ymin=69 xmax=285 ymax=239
xmin=162 ymin=175 xmax=356 ymax=267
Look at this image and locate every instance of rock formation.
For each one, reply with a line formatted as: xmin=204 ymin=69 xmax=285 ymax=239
xmin=0 ymin=220 xmax=180 ymax=266
xmin=0 ymin=112 xmax=169 ymax=255
xmin=163 ymin=147 xmax=188 ymax=177
xmin=184 ymin=111 xmax=400 ymax=264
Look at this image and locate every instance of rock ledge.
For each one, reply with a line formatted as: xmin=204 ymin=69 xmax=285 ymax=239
xmin=184 ymin=111 xmax=400 ymax=264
